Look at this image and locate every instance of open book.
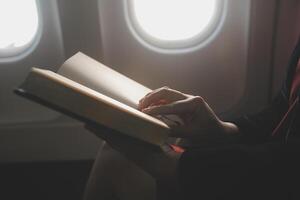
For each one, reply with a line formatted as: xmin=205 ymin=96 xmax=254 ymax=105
xmin=16 ymin=52 xmax=180 ymax=146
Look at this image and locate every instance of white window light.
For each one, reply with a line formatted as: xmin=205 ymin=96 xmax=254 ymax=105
xmin=127 ymin=0 xmax=224 ymax=50
xmin=0 ymin=0 xmax=39 ymax=58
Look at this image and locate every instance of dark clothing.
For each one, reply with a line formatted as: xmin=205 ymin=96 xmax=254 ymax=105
xmin=178 ymin=41 xmax=300 ymax=200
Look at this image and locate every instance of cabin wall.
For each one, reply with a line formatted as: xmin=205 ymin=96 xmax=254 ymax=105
xmin=271 ymin=0 xmax=300 ymax=97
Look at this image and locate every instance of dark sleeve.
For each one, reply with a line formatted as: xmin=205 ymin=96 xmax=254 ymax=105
xmin=178 ymin=140 xmax=300 ymax=200
xmin=233 ymin=90 xmax=288 ymax=143
xmin=177 ymin=41 xmax=300 ymax=199
xmin=177 ymin=90 xmax=296 ymax=200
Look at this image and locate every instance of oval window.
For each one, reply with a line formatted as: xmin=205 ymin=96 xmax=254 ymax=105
xmin=0 ymin=0 xmax=40 ymax=58
xmin=127 ymin=0 xmax=224 ymax=50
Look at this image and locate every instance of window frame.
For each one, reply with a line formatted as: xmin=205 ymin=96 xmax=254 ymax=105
xmin=125 ymin=0 xmax=227 ymax=52
xmin=0 ymin=0 xmax=43 ymax=62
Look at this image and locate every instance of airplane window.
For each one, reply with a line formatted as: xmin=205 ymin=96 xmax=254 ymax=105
xmin=0 ymin=0 xmax=39 ymax=58
xmin=128 ymin=0 xmax=224 ymax=50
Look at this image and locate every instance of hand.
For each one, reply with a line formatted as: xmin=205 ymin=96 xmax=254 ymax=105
xmin=85 ymin=122 xmax=182 ymax=181
xmin=139 ymin=87 xmax=239 ymax=139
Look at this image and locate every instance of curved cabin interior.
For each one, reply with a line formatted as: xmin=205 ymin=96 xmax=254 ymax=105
xmin=0 ymin=0 xmax=299 ymax=199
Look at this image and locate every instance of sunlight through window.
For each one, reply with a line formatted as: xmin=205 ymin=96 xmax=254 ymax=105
xmin=0 ymin=0 xmax=39 ymax=55
xmin=131 ymin=0 xmax=218 ymax=41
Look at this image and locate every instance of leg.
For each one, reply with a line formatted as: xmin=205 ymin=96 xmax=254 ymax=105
xmin=84 ymin=142 xmax=156 ymax=200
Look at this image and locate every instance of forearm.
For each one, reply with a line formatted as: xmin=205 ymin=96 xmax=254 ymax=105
xmin=231 ymin=92 xmax=288 ymax=143
xmin=207 ymin=120 xmax=241 ymax=144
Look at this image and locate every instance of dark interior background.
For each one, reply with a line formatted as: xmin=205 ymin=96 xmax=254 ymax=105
xmin=0 ymin=161 xmax=93 ymax=200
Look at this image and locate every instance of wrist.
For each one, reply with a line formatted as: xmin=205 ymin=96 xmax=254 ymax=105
xmin=219 ymin=121 xmax=240 ymax=136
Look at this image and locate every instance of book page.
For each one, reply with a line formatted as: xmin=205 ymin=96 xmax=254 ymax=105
xmin=58 ymin=52 xmax=151 ymax=109
xmin=58 ymin=52 xmax=183 ymax=126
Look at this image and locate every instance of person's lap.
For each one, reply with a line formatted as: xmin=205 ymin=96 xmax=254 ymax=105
xmin=84 ymin=142 xmax=156 ymax=200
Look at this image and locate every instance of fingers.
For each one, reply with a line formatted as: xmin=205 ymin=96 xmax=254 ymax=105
xmin=143 ymin=96 xmax=203 ymax=116
xmin=142 ymin=102 xmax=184 ymax=115
xmin=139 ymin=87 xmax=187 ymax=110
